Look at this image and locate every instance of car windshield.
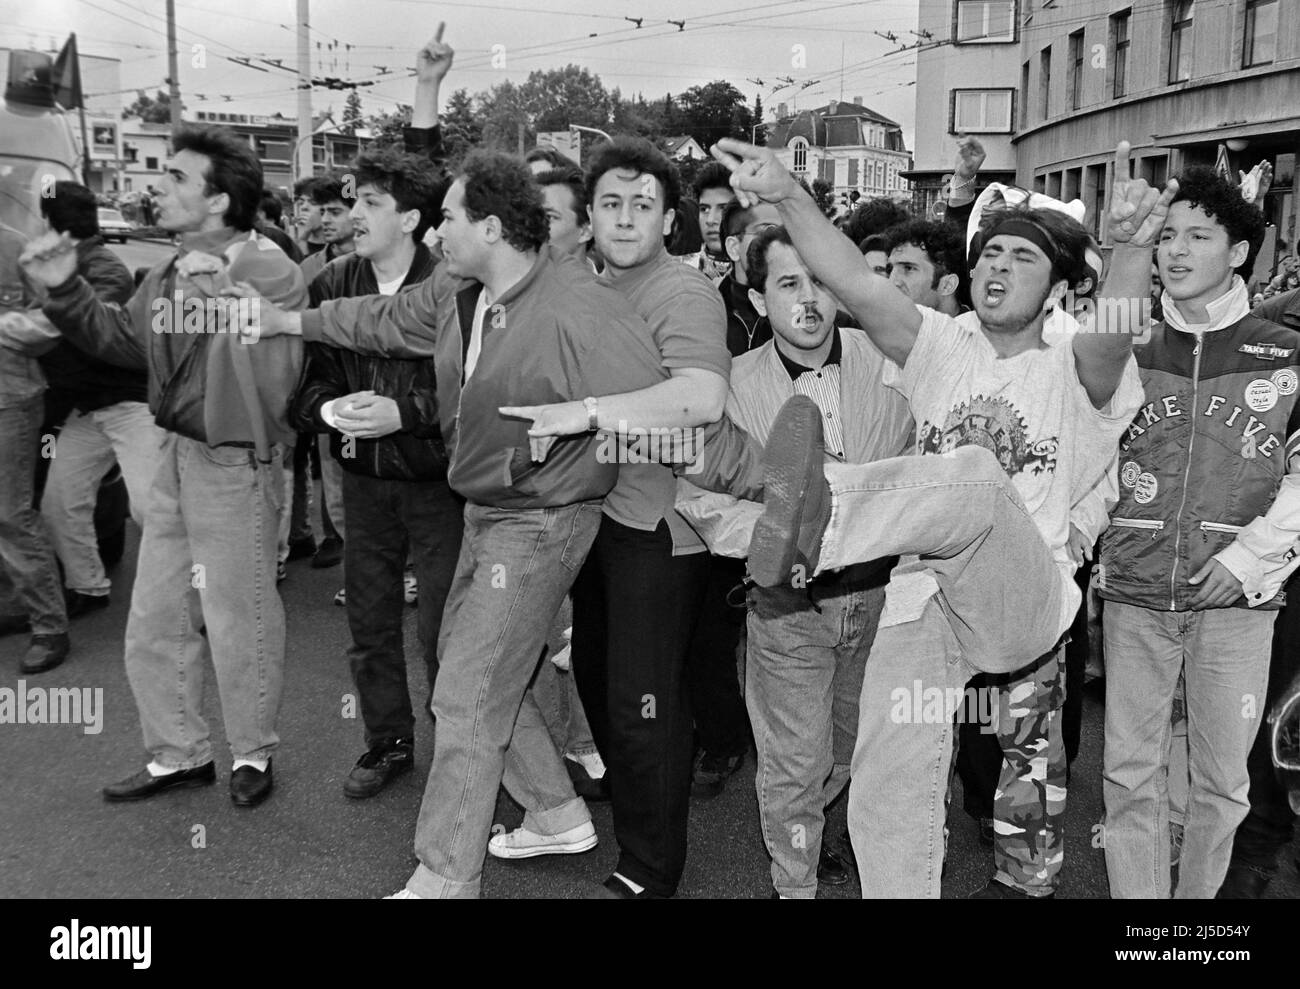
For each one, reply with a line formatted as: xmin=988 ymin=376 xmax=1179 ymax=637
xmin=99 ymin=208 xmax=125 ymax=222
xmin=0 ymin=156 xmax=77 ymax=240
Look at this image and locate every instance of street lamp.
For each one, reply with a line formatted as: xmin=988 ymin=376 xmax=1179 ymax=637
xmin=291 ymin=115 xmax=341 ymax=185
xmin=569 ymin=124 xmax=612 ymax=142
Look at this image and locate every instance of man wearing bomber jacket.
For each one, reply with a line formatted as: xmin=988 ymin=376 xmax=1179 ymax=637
xmin=20 ymin=124 xmax=307 ymax=809
xmin=290 ymin=148 xmax=460 ymax=800
xmin=242 ymin=149 xmax=673 ymax=898
xmin=1100 ymin=168 xmax=1300 ymax=899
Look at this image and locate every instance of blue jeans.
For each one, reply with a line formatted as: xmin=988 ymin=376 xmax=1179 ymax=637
xmin=41 ymin=401 xmax=164 ymax=595
xmin=407 ymin=502 xmax=601 ymax=899
xmin=747 ymin=577 xmax=884 ymax=897
xmin=124 ymin=434 xmax=285 ymax=768
xmin=0 ymin=395 xmax=67 ymax=635
xmin=1102 ymin=602 xmax=1274 ymax=898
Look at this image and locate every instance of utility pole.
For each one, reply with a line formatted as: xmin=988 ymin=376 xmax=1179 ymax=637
xmin=296 ymin=0 xmax=313 ymax=182
xmin=166 ymin=0 xmax=182 ymax=136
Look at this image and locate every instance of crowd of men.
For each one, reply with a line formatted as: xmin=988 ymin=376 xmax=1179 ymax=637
xmin=2 ymin=26 xmax=1298 ymax=900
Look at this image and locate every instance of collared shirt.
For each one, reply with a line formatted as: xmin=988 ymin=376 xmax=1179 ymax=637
xmin=774 ymin=329 xmax=846 ymax=460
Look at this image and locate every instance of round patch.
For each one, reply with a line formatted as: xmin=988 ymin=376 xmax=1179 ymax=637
xmin=1245 ymin=378 xmax=1279 ymax=413
xmin=1271 ymin=368 xmax=1298 ymax=396
xmin=1120 ymin=461 xmax=1141 ymax=488
xmin=1133 ymin=472 xmax=1158 ymax=505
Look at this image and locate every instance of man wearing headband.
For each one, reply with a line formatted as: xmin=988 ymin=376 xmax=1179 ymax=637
xmin=699 ymin=138 xmax=1160 ymax=898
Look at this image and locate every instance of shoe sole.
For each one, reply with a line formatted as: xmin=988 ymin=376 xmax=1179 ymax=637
xmin=488 ymin=833 xmax=598 ymax=859
xmin=749 ymin=397 xmax=825 ymax=588
xmin=343 ymin=761 xmax=412 ymax=799
xmin=103 ymin=776 xmax=215 ymax=802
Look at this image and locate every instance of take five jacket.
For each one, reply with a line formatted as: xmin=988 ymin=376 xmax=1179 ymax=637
xmin=1099 ymin=287 xmax=1300 ymax=612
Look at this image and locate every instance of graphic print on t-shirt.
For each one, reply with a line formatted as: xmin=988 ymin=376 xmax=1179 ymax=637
xmin=917 ymin=394 xmax=1059 ymax=477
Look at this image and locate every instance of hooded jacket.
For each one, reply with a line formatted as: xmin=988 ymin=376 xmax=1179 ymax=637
xmin=1098 ymin=279 xmax=1300 ymax=611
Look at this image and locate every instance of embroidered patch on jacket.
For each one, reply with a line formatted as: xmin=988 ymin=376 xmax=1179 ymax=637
xmin=1238 ymin=342 xmax=1295 ymax=360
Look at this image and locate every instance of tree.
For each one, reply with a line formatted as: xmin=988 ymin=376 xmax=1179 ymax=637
xmin=341 ymin=91 xmax=363 ymax=136
xmin=440 ymin=88 xmax=482 ymax=167
xmin=520 ymin=64 xmax=612 ymax=135
xmin=752 ymin=94 xmax=765 ymax=146
xmin=367 ymin=103 xmax=412 ymax=152
xmin=122 ymin=89 xmax=175 ymax=123
xmin=609 ymin=88 xmax=658 ymax=140
xmin=479 ymin=80 xmax=531 ymax=152
xmin=677 ymin=80 xmax=755 ymax=149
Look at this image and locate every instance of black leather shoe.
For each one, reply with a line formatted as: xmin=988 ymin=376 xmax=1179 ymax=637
xmin=343 ymin=740 xmax=413 ymax=799
xmin=65 ymin=591 xmax=111 ymax=620
xmin=20 ymin=633 xmax=71 ymax=674
xmin=103 ymin=762 xmax=216 ymax=801
xmin=817 ymin=840 xmax=852 ymax=886
xmin=586 ymin=874 xmax=666 ymax=899
xmin=230 ymin=760 xmax=274 ymax=807
xmin=565 ymin=756 xmax=610 ymax=802
xmin=312 ymin=536 xmax=344 ymax=569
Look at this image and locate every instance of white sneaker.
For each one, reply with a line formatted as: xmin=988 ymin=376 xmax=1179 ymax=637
xmin=383 ymin=887 xmax=422 ymax=899
xmin=487 ymin=820 xmax=597 ymax=859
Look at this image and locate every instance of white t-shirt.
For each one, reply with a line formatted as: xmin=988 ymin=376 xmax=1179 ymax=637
xmin=881 ymin=306 xmax=1143 ymax=635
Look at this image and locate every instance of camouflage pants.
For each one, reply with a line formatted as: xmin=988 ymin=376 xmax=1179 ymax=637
xmin=981 ymin=645 xmax=1068 ymax=896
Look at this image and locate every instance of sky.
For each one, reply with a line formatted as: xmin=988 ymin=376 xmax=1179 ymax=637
xmin=1 ymin=0 xmax=923 ymax=148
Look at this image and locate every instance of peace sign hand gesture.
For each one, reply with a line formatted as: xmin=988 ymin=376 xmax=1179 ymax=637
xmin=1108 ymin=140 xmax=1179 ymax=248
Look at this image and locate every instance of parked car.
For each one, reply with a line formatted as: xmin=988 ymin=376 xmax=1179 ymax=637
xmin=97 ymin=206 xmax=133 ymax=242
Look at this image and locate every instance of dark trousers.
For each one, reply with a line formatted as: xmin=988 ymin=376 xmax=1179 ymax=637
xmin=686 ymin=555 xmax=751 ymax=758
xmin=342 ymin=471 xmax=463 ymax=746
xmin=958 ymin=561 xmax=1089 ymax=820
xmin=1226 ymin=573 xmax=1300 ymax=878
xmin=571 ymin=517 xmax=709 ymax=897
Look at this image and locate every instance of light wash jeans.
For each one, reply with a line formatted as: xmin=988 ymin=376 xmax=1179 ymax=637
xmin=0 ymin=395 xmax=66 ymax=635
xmin=124 ymin=434 xmax=285 ymax=768
xmin=806 ymin=445 xmax=1070 ymax=897
xmin=747 ymin=579 xmax=884 ymax=898
xmin=406 ymin=502 xmax=600 ymax=899
xmin=1102 ymin=602 xmax=1273 ymax=899
xmin=41 ymin=401 xmax=164 ymax=595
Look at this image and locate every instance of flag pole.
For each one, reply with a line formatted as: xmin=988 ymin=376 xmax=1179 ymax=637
xmin=70 ymin=34 xmax=92 ymax=186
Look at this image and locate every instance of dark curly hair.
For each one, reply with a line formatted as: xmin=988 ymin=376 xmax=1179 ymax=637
xmin=885 ymin=219 xmax=965 ymax=285
xmin=173 ymin=124 xmax=263 ymax=231
xmin=843 ymin=197 xmax=910 ymax=245
xmin=692 ymin=160 xmax=734 ymax=201
xmin=745 ymin=225 xmax=795 ymax=295
xmin=458 ymin=150 xmax=549 ymax=253
xmin=309 ymin=173 xmax=357 ymax=207
xmin=535 ymin=165 xmax=589 ymax=227
xmin=1168 ymin=165 xmax=1266 ymax=281
xmin=40 ymin=181 xmax=98 ymax=239
xmin=353 ymin=148 xmax=446 ymax=241
xmin=585 ymin=136 xmax=681 ymax=214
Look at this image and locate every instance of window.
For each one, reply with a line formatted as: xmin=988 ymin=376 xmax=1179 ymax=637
xmin=1245 ymin=0 xmax=1278 ymax=67
xmin=1111 ymin=9 xmax=1131 ymax=98
xmin=1020 ymin=60 xmax=1030 ymax=127
xmin=1169 ymin=0 xmax=1194 ymax=82
xmin=1039 ymin=46 xmax=1051 ymax=118
xmin=1068 ymin=30 xmax=1085 ymax=109
xmin=848 ymin=158 xmax=859 ymax=185
xmin=145 ymin=156 xmax=158 ymax=171
xmin=791 ymin=138 xmax=808 ymax=172
xmin=818 ymin=157 xmax=836 ymax=184
xmin=951 ymin=89 xmax=1014 ymax=133
xmin=956 ymin=1 xmax=1016 ymax=43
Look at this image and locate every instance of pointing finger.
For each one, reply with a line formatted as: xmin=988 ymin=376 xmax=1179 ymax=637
xmin=1114 ymin=140 xmax=1132 ymax=183
xmin=435 ymin=21 xmax=445 ymax=41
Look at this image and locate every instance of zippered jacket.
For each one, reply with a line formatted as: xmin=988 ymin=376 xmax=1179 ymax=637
xmin=289 ymin=243 xmax=448 ymax=482
xmin=1099 ymin=309 xmax=1300 ymax=611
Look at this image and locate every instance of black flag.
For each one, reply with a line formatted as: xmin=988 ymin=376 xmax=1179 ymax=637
xmin=51 ymin=33 xmax=84 ymax=111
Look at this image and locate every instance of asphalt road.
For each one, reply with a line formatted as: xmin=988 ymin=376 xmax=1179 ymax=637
xmin=2 ymin=513 xmax=1296 ymax=900
xmin=0 ymin=237 xmax=1293 ymax=900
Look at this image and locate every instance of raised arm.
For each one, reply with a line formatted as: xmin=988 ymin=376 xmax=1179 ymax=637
xmin=1077 ymin=141 xmax=1178 ymax=410
xmin=710 ymin=138 xmax=921 ymax=367
xmin=410 ymin=24 xmax=452 ymax=130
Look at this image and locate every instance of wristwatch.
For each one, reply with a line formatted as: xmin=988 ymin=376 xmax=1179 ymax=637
xmin=583 ymin=396 xmax=600 ymax=432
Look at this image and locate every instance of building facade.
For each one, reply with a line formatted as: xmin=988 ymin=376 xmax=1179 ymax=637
xmin=911 ymin=1 xmax=1298 ymax=268
xmin=191 ymin=109 xmax=371 ymax=195
xmin=770 ymin=98 xmax=913 ymax=202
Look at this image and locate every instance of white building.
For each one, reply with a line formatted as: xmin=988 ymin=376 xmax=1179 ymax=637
xmin=769 ymin=98 xmax=912 ymax=202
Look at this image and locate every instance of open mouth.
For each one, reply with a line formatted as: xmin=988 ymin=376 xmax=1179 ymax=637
xmin=983 ymin=280 xmax=1008 ymax=305
xmin=1164 ymin=265 xmax=1192 ymax=278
